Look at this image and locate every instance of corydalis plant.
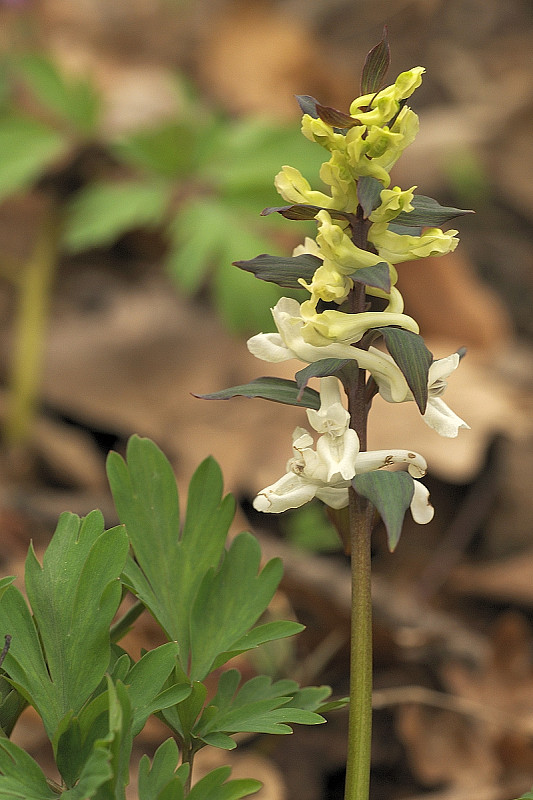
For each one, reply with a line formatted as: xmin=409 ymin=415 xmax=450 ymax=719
xmin=202 ymin=29 xmax=471 ymax=800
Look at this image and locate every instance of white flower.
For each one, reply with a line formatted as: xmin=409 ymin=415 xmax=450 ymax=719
xmin=253 ymin=377 xmax=433 ymax=523
xmin=247 ymin=298 xmax=412 ymax=402
xmin=369 ymin=348 xmax=470 ymax=438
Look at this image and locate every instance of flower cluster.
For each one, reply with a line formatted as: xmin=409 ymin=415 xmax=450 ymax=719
xmin=253 ymin=377 xmax=434 ymax=524
xmin=233 ymin=58 xmax=470 ymax=531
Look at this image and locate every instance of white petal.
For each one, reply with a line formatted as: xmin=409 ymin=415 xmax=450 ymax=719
xmin=247 ymin=333 xmax=292 ymax=362
xmin=354 ymin=449 xmax=427 ymax=478
xmin=315 ymin=486 xmax=350 ymax=509
xmin=428 ymin=353 xmax=460 ymax=385
xmin=253 ymin=473 xmax=317 ymax=513
xmin=410 ymin=480 xmax=434 ymax=524
xmin=423 ymin=397 xmax=470 ymax=438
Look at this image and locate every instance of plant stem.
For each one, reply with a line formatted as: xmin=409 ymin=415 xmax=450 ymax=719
xmin=344 ymin=490 xmax=373 ymax=800
xmin=4 ymin=201 xmax=62 ymax=445
xmin=344 ymin=210 xmax=373 ymax=800
xmin=110 ymin=599 xmax=145 ymax=643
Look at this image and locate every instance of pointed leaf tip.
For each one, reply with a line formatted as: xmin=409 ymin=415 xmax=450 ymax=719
xmin=361 ymin=27 xmax=391 ymax=95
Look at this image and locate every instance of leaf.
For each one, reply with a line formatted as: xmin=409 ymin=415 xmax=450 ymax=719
xmin=188 ymin=767 xmax=262 ymax=800
xmin=60 ymin=745 xmax=113 ymax=800
xmin=16 ymin=53 xmax=99 ymax=133
xmin=94 ymin=678 xmax=134 ymax=800
xmin=63 ymin=180 xmax=170 ymax=253
xmin=360 ymin=27 xmax=390 ymax=94
xmin=0 ymin=512 xmax=129 ymax=741
xmin=107 ymin=437 xmax=235 ymax=668
xmin=295 ymin=95 xmax=320 ymax=118
xmin=233 ymin=252 xmax=321 ymax=289
xmin=123 ymin=643 xmax=190 ymax=735
xmin=113 ymin=121 xmax=196 ymax=178
xmin=393 ymin=194 xmax=474 ymax=227
xmin=0 ymin=738 xmax=57 ymax=799
xmin=211 ymin=620 xmax=304 ymax=672
xmin=0 ymin=114 xmax=66 ymax=201
xmin=138 ymin=738 xmax=185 ymax=800
xmin=316 ymin=104 xmax=360 ymax=129
xmin=261 ymin=204 xmax=353 ymax=223
xmin=376 ymin=327 xmax=433 ymax=413
xmin=295 ymin=359 xmax=350 ymax=396
xmin=357 ymin=175 xmax=383 ymax=218
xmin=195 ymin=377 xmax=320 ymax=409
xmin=189 ymin=533 xmax=284 ymax=681
xmin=196 ymin=672 xmax=325 ymax=738
xmin=352 ymin=471 xmax=415 ymax=551
xmin=350 ymin=262 xmax=391 ymax=292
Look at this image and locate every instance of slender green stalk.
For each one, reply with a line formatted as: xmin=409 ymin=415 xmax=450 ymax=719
xmin=4 ymin=201 xmax=62 ymax=445
xmin=344 ymin=212 xmax=373 ymax=800
xmin=344 ymin=491 xmax=373 ymax=800
xmin=110 ymin=599 xmax=145 ymax=643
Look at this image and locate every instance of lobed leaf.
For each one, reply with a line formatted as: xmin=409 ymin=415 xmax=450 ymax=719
xmin=189 ymin=533 xmax=283 ymax=681
xmin=0 ymin=738 xmax=57 ymax=799
xmin=107 ymin=437 xmax=235 ymax=667
xmin=188 ymin=767 xmax=261 ymax=800
xmin=64 ymin=180 xmax=171 ymax=253
xmin=195 ymin=377 xmax=320 ymax=409
xmin=138 ymin=738 xmax=185 ymax=800
xmin=353 ymin=471 xmax=415 ymax=551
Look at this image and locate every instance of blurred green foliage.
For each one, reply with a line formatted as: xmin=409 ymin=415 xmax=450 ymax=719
xmin=0 ymin=52 xmax=325 ymax=332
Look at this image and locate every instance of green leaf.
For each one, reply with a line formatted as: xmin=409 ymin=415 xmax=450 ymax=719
xmin=60 ymin=745 xmax=113 ymax=800
xmin=352 ymin=471 xmax=415 ymax=551
xmin=124 ymin=643 xmax=190 ymax=735
xmin=295 ymin=359 xmax=350 ymax=396
xmin=188 ymin=766 xmax=261 ymax=800
xmin=0 ymin=114 xmax=66 ymax=201
xmin=0 ymin=738 xmax=57 ymax=799
xmin=351 ymin=262 xmax=391 ymax=292
xmin=189 ymin=533 xmax=283 ymax=681
xmin=233 ymin=252 xmax=321 ymax=289
xmin=360 ymin=27 xmax=390 ymax=94
xmin=138 ymin=738 xmax=185 ymax=800
xmin=393 ymin=194 xmax=474 ymax=228
xmin=376 ymin=327 xmax=433 ymax=413
xmin=107 ymin=437 xmax=234 ymax=668
xmin=210 ymin=620 xmax=304 ymax=673
xmin=113 ymin=121 xmax=196 ymax=178
xmin=64 ymin=180 xmax=170 ymax=252
xmin=16 ymin=53 xmax=99 ymax=133
xmin=357 ymin=175 xmax=383 ymax=218
xmin=0 ymin=512 xmax=128 ymax=742
xmin=197 ymin=672 xmax=325 ymax=737
xmin=261 ymin=204 xmax=352 ymax=224
xmin=195 ymin=377 xmax=320 ymax=409
xmin=94 ymin=678 xmax=133 ymax=800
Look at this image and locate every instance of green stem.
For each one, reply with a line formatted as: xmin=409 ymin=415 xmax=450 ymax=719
xmin=344 ymin=491 xmax=373 ymax=800
xmin=110 ymin=600 xmax=145 ymax=643
xmin=4 ymin=201 xmax=62 ymax=445
xmin=344 ymin=210 xmax=373 ymax=800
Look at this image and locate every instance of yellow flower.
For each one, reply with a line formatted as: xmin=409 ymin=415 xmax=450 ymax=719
xmin=369 ymin=186 xmax=416 ymax=224
xmin=274 ymin=165 xmax=333 ymax=207
xmin=368 ymin=223 xmax=459 ymax=264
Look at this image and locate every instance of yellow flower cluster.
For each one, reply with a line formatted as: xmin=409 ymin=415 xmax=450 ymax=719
xmin=271 ymin=67 xmax=459 ymax=341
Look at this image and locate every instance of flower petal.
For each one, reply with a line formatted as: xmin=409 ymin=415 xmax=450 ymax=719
xmin=410 ymin=480 xmax=434 ymax=524
xmin=423 ymin=397 xmax=470 ymax=438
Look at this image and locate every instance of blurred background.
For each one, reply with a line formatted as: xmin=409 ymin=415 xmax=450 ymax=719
xmin=0 ymin=1 xmax=532 ymax=798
